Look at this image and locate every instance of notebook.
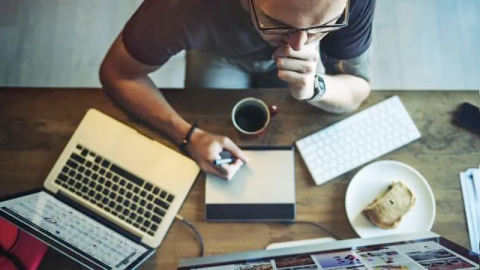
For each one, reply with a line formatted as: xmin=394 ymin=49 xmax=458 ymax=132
xmin=205 ymin=146 xmax=295 ymax=221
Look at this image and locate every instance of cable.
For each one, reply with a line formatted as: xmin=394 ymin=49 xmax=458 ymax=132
xmin=175 ymin=215 xmax=205 ymax=257
xmin=281 ymin=221 xmax=343 ymax=240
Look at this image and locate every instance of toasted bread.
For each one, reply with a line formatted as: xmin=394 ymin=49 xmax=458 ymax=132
xmin=363 ymin=182 xmax=416 ymax=229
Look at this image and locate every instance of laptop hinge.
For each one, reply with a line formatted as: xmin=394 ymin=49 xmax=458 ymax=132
xmin=55 ymin=191 xmax=144 ymax=245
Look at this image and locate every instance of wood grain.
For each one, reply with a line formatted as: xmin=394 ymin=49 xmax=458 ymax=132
xmin=0 ymin=88 xmax=479 ymax=269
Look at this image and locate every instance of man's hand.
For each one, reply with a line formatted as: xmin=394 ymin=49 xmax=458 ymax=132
xmin=273 ymin=44 xmax=319 ymax=100
xmin=186 ymin=129 xmax=248 ymax=180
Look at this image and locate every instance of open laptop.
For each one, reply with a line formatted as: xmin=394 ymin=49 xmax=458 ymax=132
xmin=0 ymin=109 xmax=200 ymax=270
xmin=178 ymin=231 xmax=480 ymax=269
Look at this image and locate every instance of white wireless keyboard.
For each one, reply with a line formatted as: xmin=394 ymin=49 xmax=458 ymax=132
xmin=296 ymin=96 xmax=421 ymax=186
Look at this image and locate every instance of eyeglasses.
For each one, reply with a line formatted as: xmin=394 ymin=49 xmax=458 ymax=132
xmin=249 ymin=0 xmax=349 ymax=35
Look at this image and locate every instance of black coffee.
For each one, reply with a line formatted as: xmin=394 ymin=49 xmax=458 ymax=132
xmin=234 ymin=105 xmax=267 ymax=132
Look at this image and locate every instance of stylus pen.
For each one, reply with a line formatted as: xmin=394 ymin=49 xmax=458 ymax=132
xmin=213 ymin=158 xmax=235 ymax=165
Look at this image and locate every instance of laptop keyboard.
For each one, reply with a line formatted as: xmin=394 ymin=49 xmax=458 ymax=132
xmin=54 ymin=144 xmax=175 ymax=237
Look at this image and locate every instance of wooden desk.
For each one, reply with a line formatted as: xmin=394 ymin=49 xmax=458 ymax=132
xmin=0 ymin=88 xmax=478 ymax=269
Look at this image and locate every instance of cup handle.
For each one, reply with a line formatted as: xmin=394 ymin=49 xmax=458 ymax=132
xmin=269 ymin=105 xmax=278 ymax=117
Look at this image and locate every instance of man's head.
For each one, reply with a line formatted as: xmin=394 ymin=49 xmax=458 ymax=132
xmin=245 ymin=0 xmax=348 ymax=50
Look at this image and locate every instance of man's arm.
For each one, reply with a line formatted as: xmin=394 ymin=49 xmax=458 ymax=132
xmin=99 ymin=34 xmax=247 ymax=179
xmin=308 ymin=47 xmax=372 ymax=114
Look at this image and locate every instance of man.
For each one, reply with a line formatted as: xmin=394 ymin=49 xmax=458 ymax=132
xmin=99 ymin=0 xmax=375 ymax=180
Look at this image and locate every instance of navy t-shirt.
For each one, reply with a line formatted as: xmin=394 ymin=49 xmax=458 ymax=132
xmin=122 ymin=0 xmax=375 ymax=67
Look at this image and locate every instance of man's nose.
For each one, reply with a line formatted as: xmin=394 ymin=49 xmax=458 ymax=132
xmin=284 ymin=30 xmax=308 ymax=51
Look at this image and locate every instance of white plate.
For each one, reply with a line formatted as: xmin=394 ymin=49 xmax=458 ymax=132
xmin=345 ymin=160 xmax=436 ymax=238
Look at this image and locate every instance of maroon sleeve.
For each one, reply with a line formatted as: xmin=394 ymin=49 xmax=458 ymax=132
xmin=320 ymin=0 xmax=375 ymax=60
xmin=122 ymin=0 xmax=197 ymax=66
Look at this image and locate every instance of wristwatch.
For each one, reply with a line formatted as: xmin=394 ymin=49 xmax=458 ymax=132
xmin=304 ymin=74 xmax=326 ymax=101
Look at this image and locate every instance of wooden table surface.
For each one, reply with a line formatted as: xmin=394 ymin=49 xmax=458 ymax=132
xmin=0 ymin=88 xmax=479 ymax=269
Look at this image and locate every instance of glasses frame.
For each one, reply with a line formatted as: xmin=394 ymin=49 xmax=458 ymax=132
xmin=249 ymin=0 xmax=350 ymax=35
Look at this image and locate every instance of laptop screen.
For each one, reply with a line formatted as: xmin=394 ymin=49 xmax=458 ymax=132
xmin=178 ymin=235 xmax=479 ymax=270
xmin=0 ymin=191 xmax=154 ymax=270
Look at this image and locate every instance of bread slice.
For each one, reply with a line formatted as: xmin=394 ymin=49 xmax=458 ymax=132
xmin=363 ymin=182 xmax=416 ymax=229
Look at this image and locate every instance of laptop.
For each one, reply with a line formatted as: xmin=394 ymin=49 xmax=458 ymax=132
xmin=205 ymin=146 xmax=295 ymax=222
xmin=177 ymin=231 xmax=480 ymax=269
xmin=0 ymin=109 xmax=200 ymax=270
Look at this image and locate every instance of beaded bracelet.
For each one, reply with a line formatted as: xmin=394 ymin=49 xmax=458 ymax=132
xmin=179 ymin=123 xmax=197 ymax=153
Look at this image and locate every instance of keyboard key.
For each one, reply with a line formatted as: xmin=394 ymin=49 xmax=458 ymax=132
xmin=68 ymin=170 xmax=76 ymax=177
xmin=130 ymin=213 xmax=137 ymax=219
xmin=151 ymin=224 xmax=159 ymax=231
xmin=76 ymin=144 xmax=83 ymax=150
xmin=141 ymin=227 xmax=148 ymax=232
xmin=130 ymin=204 xmax=137 ymax=211
xmin=106 ymin=180 xmax=112 ymax=188
xmin=127 ymin=220 xmax=133 ymax=224
xmin=105 ymin=207 xmax=111 ymax=212
xmin=146 ymin=203 xmax=153 ymax=210
xmin=119 ymin=188 xmax=126 ymax=195
xmin=75 ymin=174 xmax=82 ymax=181
xmin=123 ymin=201 xmax=130 ymax=207
xmin=95 ymin=194 xmax=102 ymax=200
xmin=133 ymin=223 xmax=140 ymax=228
xmin=145 ymin=183 xmax=153 ymax=191
xmin=152 ymin=215 xmax=161 ymax=224
xmin=106 ymin=172 xmax=113 ymax=179
xmin=62 ymin=166 xmax=69 ymax=173
xmin=119 ymin=215 xmax=125 ymax=220
xmin=71 ymin=153 xmax=86 ymax=164
xmin=148 ymin=231 xmax=155 ymax=236
xmin=101 ymin=159 xmax=111 ymax=168
xmin=113 ymin=175 xmax=119 ymax=182
xmin=81 ymin=186 xmax=89 ymax=193
xmin=82 ymin=177 xmax=89 ymax=184
xmin=99 ymin=168 xmax=106 ymax=175
xmin=69 ymin=187 xmax=75 ymax=193
xmin=126 ymin=183 xmax=133 ymax=189
xmin=133 ymin=187 xmax=140 ymax=193
xmin=112 ymin=184 xmax=119 ymax=191
xmin=82 ymin=195 xmax=89 ymax=200
xmin=86 ymin=161 xmax=93 ymax=168
xmin=109 ymin=201 xmax=116 ymax=208
xmin=120 ymin=179 xmax=126 ymax=186
xmin=67 ymin=160 xmax=78 ymax=169
xmin=153 ymin=187 xmax=160 ymax=195
xmin=93 ymin=165 xmax=99 ymax=171
xmin=55 ymin=179 xmax=62 ymax=185
xmin=166 ymin=194 xmax=174 ymax=203
xmin=123 ymin=209 xmax=130 ymax=216
xmin=137 ymin=208 xmax=144 ymax=215
xmin=96 ymin=185 xmax=103 ymax=192
xmin=59 ymin=173 xmax=68 ymax=181
xmin=102 ymin=189 xmax=109 ymax=196
xmin=140 ymin=190 xmax=147 ymax=197
xmin=92 ymin=174 xmax=98 ymax=180
xmin=85 ymin=170 xmax=92 ymax=177
xmin=102 ymin=197 xmax=109 ymax=204
xmin=116 ymin=197 xmax=123 ymax=204
xmin=137 ymin=217 xmax=144 ymax=224
xmin=95 ymin=157 xmax=102 ymax=164
xmin=68 ymin=179 xmax=75 ymax=186
xmin=88 ymin=190 xmax=95 ymax=197
xmin=89 ymin=182 xmax=96 ymax=188
xmin=79 ymin=166 xmax=85 ymax=173
xmin=160 ymin=191 xmax=167 ymax=199
xmin=109 ymin=193 xmax=116 ymax=200
xmin=75 ymin=191 xmax=82 ymax=196
xmin=133 ymin=196 xmax=139 ymax=203
xmin=126 ymin=192 xmax=133 ymax=199
xmin=144 ymin=220 xmax=151 ymax=228
xmin=99 ymin=177 xmax=106 ymax=184
xmin=89 ymin=151 xmax=96 ymax=157
xmin=112 ymin=211 xmax=118 ymax=217
xmin=81 ymin=149 xmax=89 ymax=156
xmin=154 ymin=207 xmax=165 ymax=217
xmin=62 ymin=183 xmax=69 ymax=189
xmin=154 ymin=198 xmax=169 ymax=210
xmin=140 ymin=199 xmax=146 ymax=206
xmin=111 ymin=164 xmax=144 ymax=187
xmin=145 ymin=212 xmax=151 ymax=219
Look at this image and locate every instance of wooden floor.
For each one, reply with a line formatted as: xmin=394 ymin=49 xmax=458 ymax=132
xmin=0 ymin=0 xmax=479 ymax=90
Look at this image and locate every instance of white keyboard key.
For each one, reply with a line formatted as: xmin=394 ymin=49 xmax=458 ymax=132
xmin=296 ymin=96 xmax=421 ymax=185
